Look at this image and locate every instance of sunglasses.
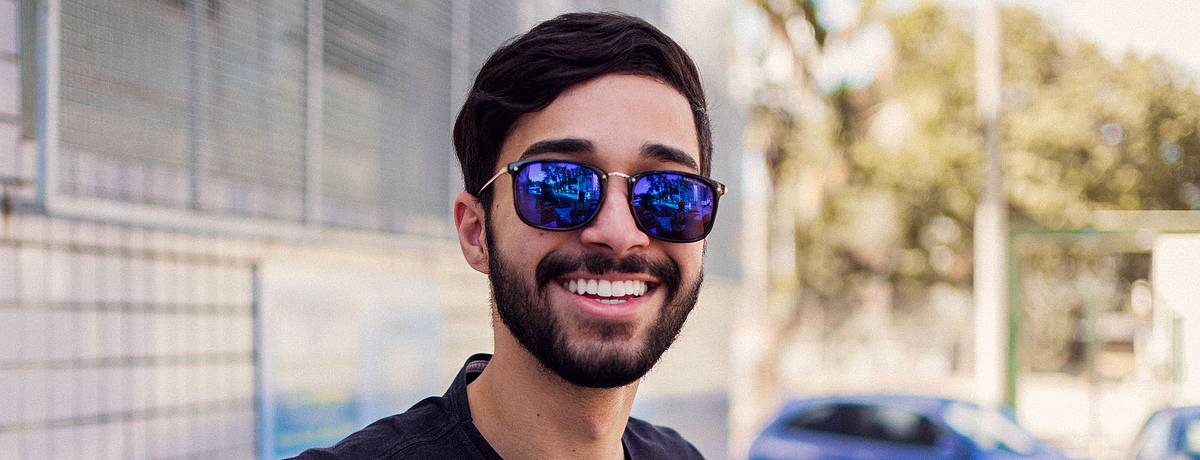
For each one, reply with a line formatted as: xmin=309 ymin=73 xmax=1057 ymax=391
xmin=478 ymin=159 xmax=727 ymax=243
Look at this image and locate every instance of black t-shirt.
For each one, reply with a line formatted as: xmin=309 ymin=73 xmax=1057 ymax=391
xmin=290 ymin=354 xmax=705 ymax=459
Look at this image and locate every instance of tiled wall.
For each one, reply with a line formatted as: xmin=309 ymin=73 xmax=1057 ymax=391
xmin=0 ymin=215 xmax=261 ymax=459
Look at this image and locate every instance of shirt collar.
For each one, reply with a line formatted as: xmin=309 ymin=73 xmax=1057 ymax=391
xmin=445 ymin=353 xmax=493 ymax=422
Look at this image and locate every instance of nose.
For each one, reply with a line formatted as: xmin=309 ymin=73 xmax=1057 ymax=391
xmin=578 ymin=177 xmax=651 ymax=255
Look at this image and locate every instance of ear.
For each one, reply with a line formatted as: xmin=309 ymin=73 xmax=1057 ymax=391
xmin=454 ymin=191 xmax=490 ymax=274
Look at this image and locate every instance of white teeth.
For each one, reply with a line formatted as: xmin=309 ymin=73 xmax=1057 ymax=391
xmin=561 ymin=279 xmax=650 ymax=298
xmin=612 ymin=281 xmax=626 ymax=297
xmin=597 ymin=280 xmax=612 ymax=297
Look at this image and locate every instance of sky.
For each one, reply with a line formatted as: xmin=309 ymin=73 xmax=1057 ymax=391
xmin=995 ymin=0 xmax=1200 ymax=75
xmin=798 ymin=0 xmax=1200 ymax=93
xmin=733 ymin=1 xmax=1200 ymax=105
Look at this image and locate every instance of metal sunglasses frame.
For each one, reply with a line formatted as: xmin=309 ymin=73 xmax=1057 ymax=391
xmin=477 ymin=158 xmax=727 ymax=243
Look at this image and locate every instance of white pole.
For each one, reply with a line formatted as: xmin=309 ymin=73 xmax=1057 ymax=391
xmin=973 ymin=0 xmax=1009 ymax=409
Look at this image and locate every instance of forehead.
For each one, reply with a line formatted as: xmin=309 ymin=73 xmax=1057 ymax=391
xmin=498 ymin=74 xmax=700 ymax=170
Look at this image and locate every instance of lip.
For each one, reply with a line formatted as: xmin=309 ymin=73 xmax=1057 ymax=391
xmin=554 ymin=279 xmax=657 ymax=321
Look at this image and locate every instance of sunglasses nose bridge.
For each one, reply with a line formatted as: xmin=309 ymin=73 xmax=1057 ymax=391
xmin=598 ymin=171 xmax=635 ymax=205
xmin=603 ymin=171 xmax=633 ymax=190
xmin=605 ymin=172 xmax=632 ymax=180
xmin=579 ymin=171 xmax=650 ymax=253
xmin=598 ymin=171 xmax=634 ymax=215
xmin=600 ymin=171 xmax=639 ymax=218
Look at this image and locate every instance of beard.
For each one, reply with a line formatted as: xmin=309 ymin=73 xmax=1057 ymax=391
xmin=485 ymin=225 xmax=703 ymax=389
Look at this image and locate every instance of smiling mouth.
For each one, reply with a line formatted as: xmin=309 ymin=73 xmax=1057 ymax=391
xmin=558 ymin=278 xmax=656 ymax=304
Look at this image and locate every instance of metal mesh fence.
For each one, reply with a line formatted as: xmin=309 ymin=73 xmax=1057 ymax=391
xmin=196 ymin=0 xmax=308 ymax=220
xmin=0 ymin=214 xmax=259 ymax=459
xmin=58 ymin=0 xmax=308 ymax=220
xmin=319 ymin=0 xmax=455 ymax=233
xmin=50 ymin=0 xmax=664 ymax=236
xmin=59 ymin=0 xmax=192 ymax=209
xmin=467 ymin=0 xmax=522 ymax=79
xmin=384 ymin=1 xmax=455 ymax=234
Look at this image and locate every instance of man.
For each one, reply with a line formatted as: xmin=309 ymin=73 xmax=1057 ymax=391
xmin=295 ymin=11 xmax=723 ymax=459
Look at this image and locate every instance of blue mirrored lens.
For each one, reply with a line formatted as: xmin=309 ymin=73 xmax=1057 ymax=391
xmin=631 ymin=172 xmax=716 ymax=241
xmin=514 ymin=161 xmax=602 ymax=229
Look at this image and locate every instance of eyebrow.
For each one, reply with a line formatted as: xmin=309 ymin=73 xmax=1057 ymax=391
xmin=640 ymin=143 xmax=699 ymax=171
xmin=518 ymin=137 xmax=700 ymax=171
xmin=519 ymin=138 xmax=595 ymax=159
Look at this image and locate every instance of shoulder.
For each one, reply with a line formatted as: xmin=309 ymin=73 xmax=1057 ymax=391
xmin=623 ymin=417 xmax=705 ymax=459
xmin=288 ymin=396 xmax=464 ymax=460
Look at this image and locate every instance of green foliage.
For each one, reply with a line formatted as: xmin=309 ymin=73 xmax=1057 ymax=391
xmin=751 ymin=1 xmax=1200 ymax=330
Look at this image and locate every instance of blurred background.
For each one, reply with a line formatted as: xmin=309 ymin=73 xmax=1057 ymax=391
xmin=0 ymin=0 xmax=1198 ymax=459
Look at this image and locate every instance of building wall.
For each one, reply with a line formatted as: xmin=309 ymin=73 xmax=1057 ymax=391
xmin=0 ymin=215 xmax=262 ymax=458
xmin=0 ymin=0 xmax=18 ymax=183
xmin=0 ymin=1 xmax=743 ymax=458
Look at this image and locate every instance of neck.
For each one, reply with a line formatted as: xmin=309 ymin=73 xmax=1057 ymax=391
xmin=468 ymin=327 xmax=638 ymax=460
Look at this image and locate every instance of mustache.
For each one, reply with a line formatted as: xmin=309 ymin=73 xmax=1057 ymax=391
xmin=535 ymin=251 xmax=681 ymax=293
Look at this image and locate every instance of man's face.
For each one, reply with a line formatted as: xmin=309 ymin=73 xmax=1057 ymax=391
xmin=483 ymin=74 xmax=707 ymax=388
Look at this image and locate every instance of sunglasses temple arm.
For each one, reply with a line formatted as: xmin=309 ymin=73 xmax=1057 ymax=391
xmin=477 ymin=170 xmax=510 ymax=195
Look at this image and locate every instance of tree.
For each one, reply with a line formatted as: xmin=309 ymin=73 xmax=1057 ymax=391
xmin=744 ymin=0 xmax=1200 ymax=424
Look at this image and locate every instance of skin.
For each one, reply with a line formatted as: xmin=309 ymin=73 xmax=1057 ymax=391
xmin=452 ymin=74 xmax=706 ymax=460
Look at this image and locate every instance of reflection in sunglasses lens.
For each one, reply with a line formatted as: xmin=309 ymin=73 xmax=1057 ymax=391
xmin=512 ymin=161 xmax=717 ymax=242
xmin=631 ymin=173 xmax=715 ymax=242
xmin=516 ymin=162 xmax=602 ymax=229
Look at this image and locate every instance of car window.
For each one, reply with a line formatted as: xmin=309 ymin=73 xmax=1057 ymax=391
xmin=785 ymin=403 xmax=942 ymax=447
xmin=943 ymin=403 xmax=1037 ymax=455
xmin=1132 ymin=412 xmax=1172 ymax=460
xmin=1184 ymin=419 xmax=1200 ymax=455
xmin=991 ymin=411 xmax=1038 ymax=454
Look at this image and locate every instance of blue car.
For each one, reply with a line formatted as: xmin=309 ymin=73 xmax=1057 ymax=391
xmin=1130 ymin=406 xmax=1200 ymax=459
xmin=749 ymin=395 xmax=1068 ymax=460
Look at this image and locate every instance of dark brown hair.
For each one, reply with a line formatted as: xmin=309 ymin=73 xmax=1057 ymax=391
xmin=453 ymin=11 xmax=711 ymax=206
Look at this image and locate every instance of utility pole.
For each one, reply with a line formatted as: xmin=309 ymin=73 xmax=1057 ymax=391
xmin=973 ymin=0 xmax=1010 ymax=409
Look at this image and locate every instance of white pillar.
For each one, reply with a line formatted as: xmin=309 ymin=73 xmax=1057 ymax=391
xmin=973 ymin=0 xmax=1008 ymax=408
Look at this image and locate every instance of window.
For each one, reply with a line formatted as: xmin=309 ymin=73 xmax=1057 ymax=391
xmin=41 ymin=0 xmax=675 ymax=237
xmin=1185 ymin=419 xmax=1200 ymax=456
xmin=50 ymin=0 xmax=463 ymax=233
xmin=57 ymin=0 xmax=307 ymax=218
xmin=786 ymin=403 xmax=943 ymax=447
xmin=943 ymin=403 xmax=1037 ymax=455
xmin=1132 ymin=412 xmax=1171 ymax=460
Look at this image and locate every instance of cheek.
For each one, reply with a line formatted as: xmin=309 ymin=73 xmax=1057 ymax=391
xmin=488 ymin=202 xmax=522 ymax=237
xmin=493 ymin=224 xmax=557 ymax=264
xmin=669 ymin=246 xmax=705 ymax=277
